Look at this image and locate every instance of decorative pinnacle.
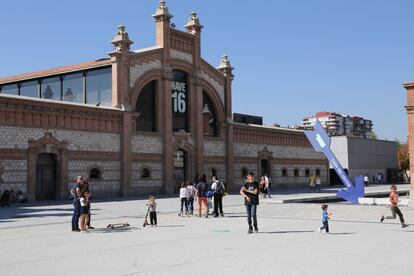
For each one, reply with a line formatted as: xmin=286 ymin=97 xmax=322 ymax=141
xmin=185 ymin=12 xmax=203 ymax=34
xmin=153 ymin=0 xmax=173 ymax=20
xmin=110 ymin=25 xmax=133 ymax=53
xmin=217 ymin=55 xmax=233 ymax=70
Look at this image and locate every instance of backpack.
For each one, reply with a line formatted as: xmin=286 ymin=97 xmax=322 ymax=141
xmin=215 ymin=181 xmax=225 ymax=194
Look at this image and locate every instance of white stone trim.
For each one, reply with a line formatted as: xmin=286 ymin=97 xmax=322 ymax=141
xmin=204 ymin=140 xmax=225 ymax=156
xmin=0 ymin=126 xmax=120 ymax=152
xmin=131 ymin=135 xmax=163 ymax=154
xmin=199 ymin=70 xmax=225 ymax=104
xmin=170 ymin=49 xmax=193 ymax=64
xmin=130 ymin=59 xmax=162 ymax=88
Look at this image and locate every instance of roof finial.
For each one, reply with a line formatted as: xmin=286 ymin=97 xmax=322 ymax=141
xmin=218 ymin=55 xmax=233 ymax=70
xmin=153 ymin=0 xmax=173 ymax=20
xmin=110 ymin=25 xmax=133 ymax=54
xmin=185 ymin=12 xmax=203 ymax=34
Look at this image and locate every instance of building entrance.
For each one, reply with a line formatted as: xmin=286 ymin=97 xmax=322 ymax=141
xmin=174 ymin=150 xmax=187 ymax=193
xmin=36 ymin=153 xmax=57 ymax=200
xmin=260 ymin=159 xmax=271 ymax=177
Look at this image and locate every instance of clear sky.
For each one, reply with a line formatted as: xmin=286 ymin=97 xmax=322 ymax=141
xmin=0 ymin=0 xmax=412 ymax=141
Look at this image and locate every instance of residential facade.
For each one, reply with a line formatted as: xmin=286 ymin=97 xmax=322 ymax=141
xmin=302 ymin=112 xmax=373 ymax=138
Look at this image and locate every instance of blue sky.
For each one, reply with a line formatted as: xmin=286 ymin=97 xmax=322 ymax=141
xmin=0 ymin=0 xmax=412 ymax=141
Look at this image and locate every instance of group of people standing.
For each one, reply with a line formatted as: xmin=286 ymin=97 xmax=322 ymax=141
xmin=70 ymin=172 xmax=408 ymax=235
xmin=308 ymin=174 xmax=322 ymax=192
xmin=363 ymin=172 xmax=385 ymax=186
xmin=144 ymin=174 xmax=226 ymax=227
xmin=178 ymin=174 xmax=226 ymax=218
xmin=259 ymin=174 xmax=272 ymax=199
xmin=71 ymin=175 xmax=94 ymax=232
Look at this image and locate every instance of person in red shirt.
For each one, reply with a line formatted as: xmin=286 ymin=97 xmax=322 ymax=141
xmin=380 ymin=185 xmax=408 ymax=228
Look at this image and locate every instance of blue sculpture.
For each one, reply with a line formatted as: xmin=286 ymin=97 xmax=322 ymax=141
xmin=304 ymin=120 xmax=364 ymax=204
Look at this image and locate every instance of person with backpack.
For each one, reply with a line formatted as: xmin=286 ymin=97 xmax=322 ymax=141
xmin=196 ymin=177 xmax=209 ymax=218
xmin=211 ymin=176 xmax=225 ymax=217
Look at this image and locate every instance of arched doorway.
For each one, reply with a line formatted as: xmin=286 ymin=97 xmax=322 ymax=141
xmin=173 ymin=149 xmax=187 ymax=193
xmin=36 ymin=153 xmax=57 ymax=200
xmin=260 ymin=159 xmax=271 ymax=177
xmin=258 ymin=147 xmax=273 ymax=177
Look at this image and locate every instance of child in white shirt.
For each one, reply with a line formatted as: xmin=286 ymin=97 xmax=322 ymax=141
xmin=179 ymin=182 xmax=189 ymax=216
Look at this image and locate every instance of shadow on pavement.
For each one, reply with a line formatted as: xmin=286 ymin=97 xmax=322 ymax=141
xmin=259 ymin=230 xmax=315 ymax=234
xmin=0 ymin=206 xmax=102 ymax=221
xmin=156 ymin=225 xmax=185 ymax=228
xmin=91 ymin=226 xmax=139 ymax=233
xmin=326 ymin=232 xmax=356 ymax=235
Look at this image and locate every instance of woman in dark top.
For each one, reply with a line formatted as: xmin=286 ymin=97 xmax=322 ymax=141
xmin=81 ymin=181 xmax=94 ymax=230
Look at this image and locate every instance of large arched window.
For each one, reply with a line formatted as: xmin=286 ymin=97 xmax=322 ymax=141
xmin=172 ymin=70 xmax=189 ymax=132
xmin=203 ymin=92 xmax=219 ymax=137
xmin=136 ymin=81 xmax=156 ymax=132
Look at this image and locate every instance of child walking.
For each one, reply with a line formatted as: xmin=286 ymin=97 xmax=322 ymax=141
xmin=79 ymin=191 xmax=90 ymax=232
xmin=186 ymin=180 xmax=196 ymax=215
xmin=179 ymin=182 xmax=189 ymax=216
xmin=380 ymin=185 xmax=408 ymax=228
xmin=148 ymin=195 xmax=157 ymax=227
xmin=318 ymin=204 xmax=332 ymax=233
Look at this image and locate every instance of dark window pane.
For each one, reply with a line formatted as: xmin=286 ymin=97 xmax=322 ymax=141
xmin=89 ymin=168 xmax=101 ymax=179
xmin=63 ymin=73 xmax=83 ymax=103
xmin=203 ymin=92 xmax=218 ymax=137
xmin=86 ymin=67 xmax=112 ymax=106
xmin=42 ymin=77 xmax=61 ymax=100
xmin=294 ymin=169 xmax=299 ymax=177
xmin=141 ymin=168 xmax=151 ymax=178
xmin=1 ymin=83 xmax=18 ymax=95
xmin=136 ymin=81 xmax=156 ymax=132
xmin=20 ymin=81 xmax=38 ymax=98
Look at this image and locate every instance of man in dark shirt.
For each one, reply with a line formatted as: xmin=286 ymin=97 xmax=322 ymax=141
xmin=71 ymin=176 xmax=83 ymax=232
xmin=240 ymin=172 xmax=259 ymax=234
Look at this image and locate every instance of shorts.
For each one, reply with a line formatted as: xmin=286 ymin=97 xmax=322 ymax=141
xmin=81 ymin=206 xmax=89 ymax=214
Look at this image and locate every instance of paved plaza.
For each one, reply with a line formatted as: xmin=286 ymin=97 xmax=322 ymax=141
xmin=1 ymin=191 xmax=414 ymax=276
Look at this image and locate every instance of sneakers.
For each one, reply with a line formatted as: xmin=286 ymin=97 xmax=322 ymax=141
xmin=402 ymin=224 xmax=409 ymax=228
xmin=380 ymin=216 xmax=385 ymax=223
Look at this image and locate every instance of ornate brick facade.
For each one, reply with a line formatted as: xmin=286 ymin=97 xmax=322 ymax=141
xmin=0 ymin=1 xmax=328 ymax=200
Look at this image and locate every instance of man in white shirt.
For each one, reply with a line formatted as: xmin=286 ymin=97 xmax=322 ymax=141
xmin=364 ymin=174 xmax=369 ymax=187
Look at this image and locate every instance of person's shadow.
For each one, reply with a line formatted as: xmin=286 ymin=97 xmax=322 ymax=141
xmin=258 ymin=230 xmax=314 ymax=234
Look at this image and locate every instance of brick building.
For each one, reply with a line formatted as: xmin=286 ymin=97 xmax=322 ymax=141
xmin=0 ymin=1 xmax=327 ymax=201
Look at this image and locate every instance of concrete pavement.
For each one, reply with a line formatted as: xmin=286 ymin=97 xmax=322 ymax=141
xmin=0 ymin=193 xmax=414 ymax=276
